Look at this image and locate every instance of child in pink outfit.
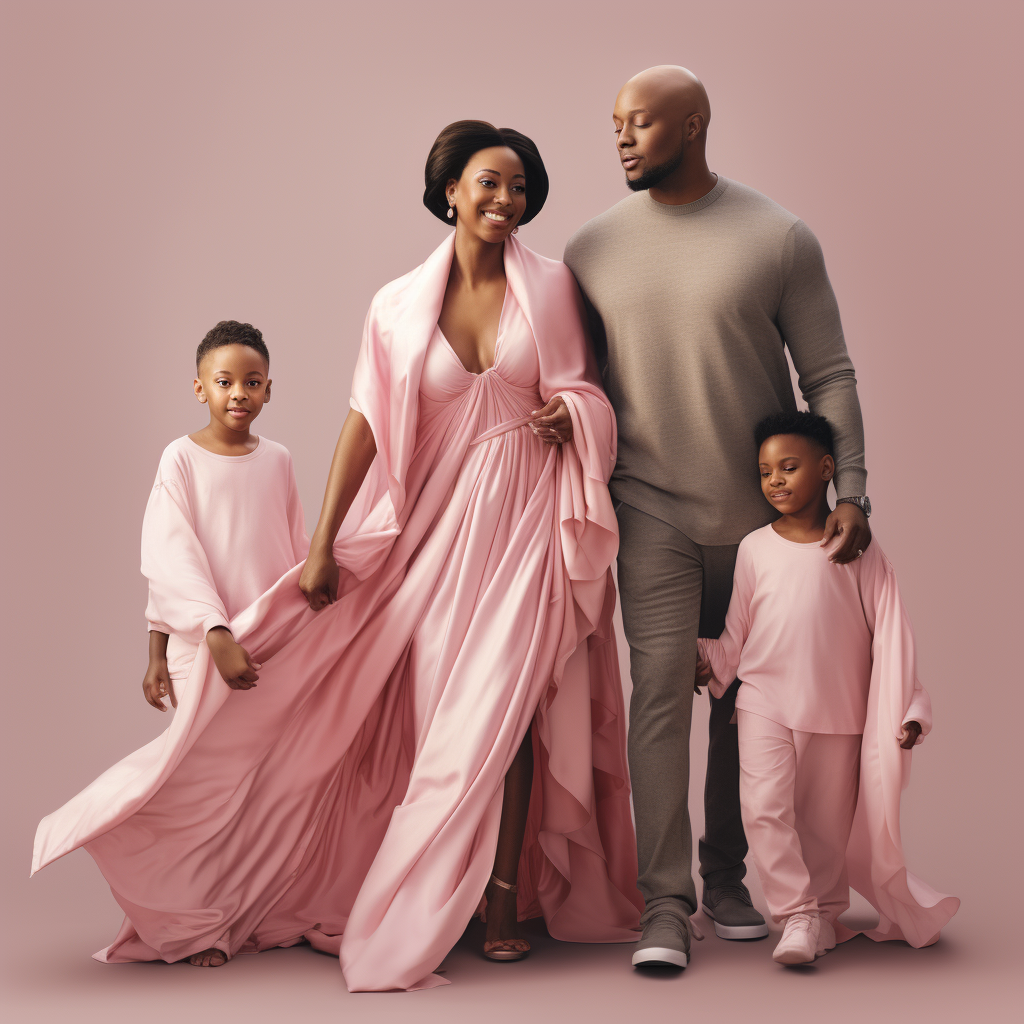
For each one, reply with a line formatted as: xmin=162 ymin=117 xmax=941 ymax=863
xmin=140 ymin=321 xmax=308 ymax=726
xmin=126 ymin=320 xmax=307 ymax=967
xmin=697 ymin=411 xmax=958 ymax=966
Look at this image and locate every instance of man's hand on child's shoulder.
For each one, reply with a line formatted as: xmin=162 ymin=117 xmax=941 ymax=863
xmin=822 ymin=502 xmax=872 ymax=565
xmin=899 ymin=721 xmax=923 ymax=749
xmin=143 ymin=659 xmax=176 ymax=711
xmin=206 ymin=627 xmax=262 ymax=690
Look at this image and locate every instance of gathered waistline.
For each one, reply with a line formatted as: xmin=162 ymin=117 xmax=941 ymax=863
xmin=469 ymin=414 xmax=535 ymax=446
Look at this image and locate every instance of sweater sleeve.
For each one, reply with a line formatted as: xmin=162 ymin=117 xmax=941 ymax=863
xmin=698 ymin=541 xmax=756 ymax=698
xmin=777 ymin=220 xmax=867 ymax=500
xmin=142 ymin=466 xmax=231 ymax=644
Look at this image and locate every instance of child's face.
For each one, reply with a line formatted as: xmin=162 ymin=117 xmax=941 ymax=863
xmin=193 ymin=344 xmax=271 ymax=434
xmin=758 ymin=434 xmax=834 ymax=516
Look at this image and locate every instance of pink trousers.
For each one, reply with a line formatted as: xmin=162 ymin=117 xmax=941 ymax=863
xmin=737 ymin=710 xmax=861 ymax=925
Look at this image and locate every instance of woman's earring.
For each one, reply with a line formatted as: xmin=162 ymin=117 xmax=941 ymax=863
xmin=447 ymin=204 xmax=454 ymax=219
xmin=512 ymin=225 xmax=519 ymax=234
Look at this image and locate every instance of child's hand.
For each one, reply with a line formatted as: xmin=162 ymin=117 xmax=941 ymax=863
xmin=899 ymin=720 xmax=922 ymax=749
xmin=206 ymin=628 xmax=262 ymax=690
xmin=694 ymin=653 xmax=715 ymax=693
xmin=142 ymin=659 xmax=176 ymax=711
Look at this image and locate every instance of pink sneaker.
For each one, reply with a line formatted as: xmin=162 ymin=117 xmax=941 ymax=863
xmin=772 ymin=912 xmax=820 ymax=965
xmin=816 ymin=917 xmax=836 ymax=957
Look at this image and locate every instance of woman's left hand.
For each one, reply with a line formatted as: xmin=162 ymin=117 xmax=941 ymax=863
xmin=530 ymin=397 xmax=573 ymax=446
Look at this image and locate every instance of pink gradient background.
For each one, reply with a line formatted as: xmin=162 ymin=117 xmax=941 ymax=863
xmin=2 ymin=1 xmax=1020 ymax=1020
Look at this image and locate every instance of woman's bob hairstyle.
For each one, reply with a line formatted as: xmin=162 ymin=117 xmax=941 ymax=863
xmin=423 ymin=120 xmax=549 ymax=226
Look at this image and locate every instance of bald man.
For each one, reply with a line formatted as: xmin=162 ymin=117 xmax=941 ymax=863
xmin=564 ymin=67 xmax=870 ymax=969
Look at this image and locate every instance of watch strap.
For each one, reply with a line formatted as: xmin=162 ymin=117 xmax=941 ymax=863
xmin=836 ymin=495 xmax=871 ymax=518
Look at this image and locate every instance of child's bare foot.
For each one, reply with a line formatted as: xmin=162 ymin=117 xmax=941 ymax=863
xmin=187 ymin=947 xmax=228 ymax=967
xmin=483 ymin=876 xmax=530 ymax=961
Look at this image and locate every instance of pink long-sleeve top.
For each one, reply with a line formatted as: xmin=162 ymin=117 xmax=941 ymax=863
xmin=141 ymin=435 xmax=309 ymax=645
xmin=698 ymin=524 xmax=930 ymax=736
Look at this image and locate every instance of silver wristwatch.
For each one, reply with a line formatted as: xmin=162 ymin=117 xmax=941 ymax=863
xmin=836 ymin=495 xmax=871 ymax=518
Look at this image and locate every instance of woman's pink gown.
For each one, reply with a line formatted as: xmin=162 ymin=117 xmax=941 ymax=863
xmin=33 ymin=235 xmax=643 ymax=991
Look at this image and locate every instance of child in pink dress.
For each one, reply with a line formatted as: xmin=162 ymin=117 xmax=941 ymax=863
xmin=697 ymin=411 xmax=958 ymax=966
xmin=132 ymin=320 xmax=308 ymax=964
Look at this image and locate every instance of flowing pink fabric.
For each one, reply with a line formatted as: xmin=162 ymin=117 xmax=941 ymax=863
xmin=834 ymin=554 xmax=959 ymax=947
xmin=700 ymin=531 xmax=958 ymax=946
xmin=33 ymin=234 xmax=642 ymax=991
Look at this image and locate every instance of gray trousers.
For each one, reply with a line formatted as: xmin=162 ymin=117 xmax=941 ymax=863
xmin=616 ymin=501 xmax=748 ymax=913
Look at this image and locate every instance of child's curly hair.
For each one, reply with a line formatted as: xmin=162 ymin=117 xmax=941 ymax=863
xmin=196 ymin=320 xmax=269 ymax=371
xmin=754 ymin=410 xmax=834 ymax=457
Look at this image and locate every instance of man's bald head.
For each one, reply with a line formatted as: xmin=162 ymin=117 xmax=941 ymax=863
xmin=617 ymin=66 xmax=711 ymax=135
xmin=612 ymin=66 xmax=714 ymax=196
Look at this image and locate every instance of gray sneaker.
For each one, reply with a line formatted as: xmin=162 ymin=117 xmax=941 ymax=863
xmin=632 ymin=896 xmax=703 ymax=968
xmin=701 ymin=882 xmax=769 ymax=940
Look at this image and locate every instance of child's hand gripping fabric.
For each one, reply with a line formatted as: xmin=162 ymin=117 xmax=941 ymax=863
xmin=142 ymin=656 xmax=175 ymax=711
xmin=899 ymin=721 xmax=923 ymax=749
xmin=206 ymin=627 xmax=262 ymax=690
xmin=142 ymin=630 xmax=176 ymax=711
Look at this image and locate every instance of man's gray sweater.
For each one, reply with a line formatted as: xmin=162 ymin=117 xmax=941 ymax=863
xmin=564 ymin=176 xmax=867 ymax=546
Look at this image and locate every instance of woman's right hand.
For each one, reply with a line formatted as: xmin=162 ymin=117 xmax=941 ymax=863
xmin=299 ymin=545 xmax=341 ymax=611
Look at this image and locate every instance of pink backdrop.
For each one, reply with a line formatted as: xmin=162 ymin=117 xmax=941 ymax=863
xmin=2 ymin=1 xmax=1019 ymax=1020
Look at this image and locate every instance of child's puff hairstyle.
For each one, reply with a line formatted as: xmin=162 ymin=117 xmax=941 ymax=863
xmin=196 ymin=321 xmax=269 ymax=371
xmin=754 ymin=410 xmax=835 ymax=458
xmin=423 ymin=120 xmax=549 ymax=226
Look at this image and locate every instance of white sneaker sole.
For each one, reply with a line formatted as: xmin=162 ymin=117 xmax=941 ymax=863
xmin=632 ymin=946 xmax=689 ymax=968
xmin=772 ymin=945 xmax=817 ymax=965
xmin=702 ymin=904 xmax=769 ymax=940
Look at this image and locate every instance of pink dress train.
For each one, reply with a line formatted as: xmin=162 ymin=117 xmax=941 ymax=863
xmin=33 ymin=235 xmax=643 ymax=991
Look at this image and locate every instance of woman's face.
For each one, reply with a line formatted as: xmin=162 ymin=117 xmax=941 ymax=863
xmin=446 ymin=146 xmax=527 ymax=243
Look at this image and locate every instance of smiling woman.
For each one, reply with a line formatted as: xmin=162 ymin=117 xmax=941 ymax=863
xmin=295 ymin=119 xmax=639 ymax=976
xmin=423 ymin=120 xmax=549 ymax=225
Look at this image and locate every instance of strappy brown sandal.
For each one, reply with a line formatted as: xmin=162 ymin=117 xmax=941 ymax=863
xmin=482 ymin=874 xmax=531 ymax=962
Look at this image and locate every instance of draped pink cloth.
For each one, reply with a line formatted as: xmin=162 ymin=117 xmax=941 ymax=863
xmin=33 ymin=234 xmax=642 ymax=991
xmin=833 ymin=549 xmax=959 ymax=947
xmin=700 ymin=530 xmax=959 ymax=947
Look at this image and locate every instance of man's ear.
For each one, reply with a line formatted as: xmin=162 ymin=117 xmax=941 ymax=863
xmin=194 ymin=378 xmax=207 ymax=404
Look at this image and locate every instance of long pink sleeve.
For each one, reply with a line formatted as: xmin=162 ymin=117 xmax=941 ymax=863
xmin=284 ymin=458 xmax=310 ymax=563
xmin=837 ymin=545 xmax=956 ymax=946
xmin=523 ymin=254 xmax=618 ymax=631
xmin=858 ymin=546 xmax=932 ymax=742
xmin=331 ymin=269 xmax=435 ymax=582
xmin=698 ymin=541 xmax=756 ymax=698
xmin=142 ymin=470 xmax=229 ymax=644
